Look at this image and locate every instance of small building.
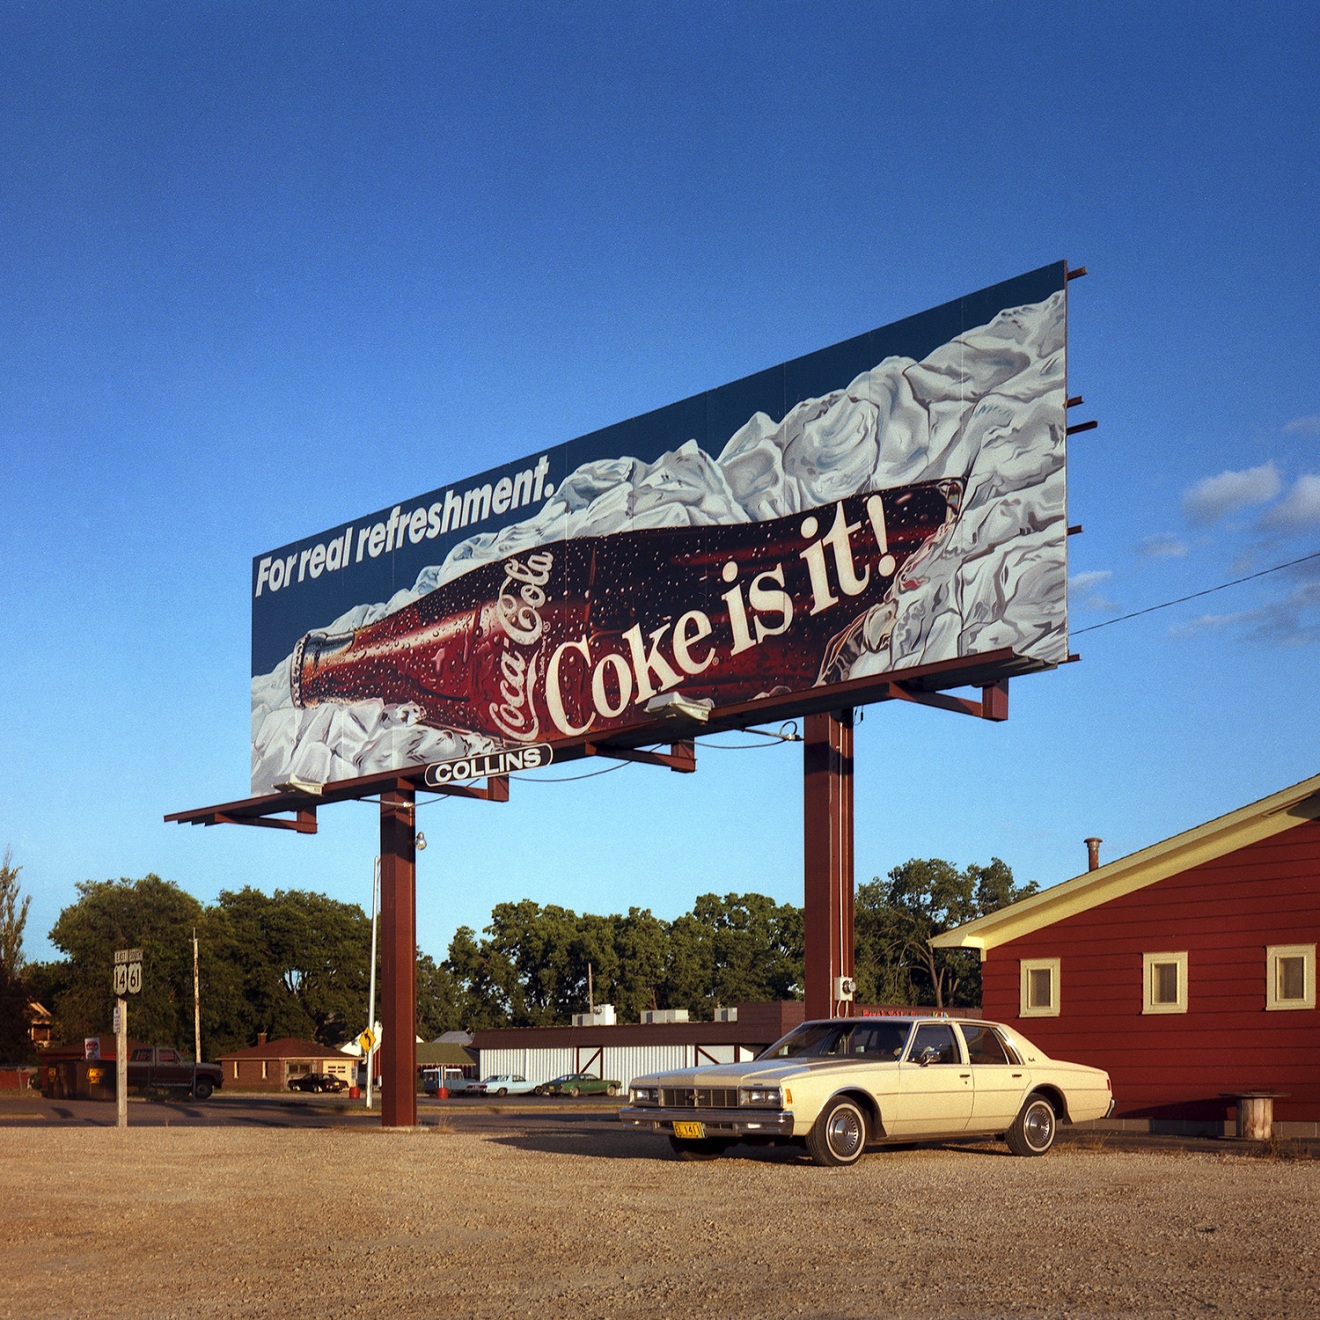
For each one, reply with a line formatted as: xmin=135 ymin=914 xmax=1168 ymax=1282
xmin=415 ymin=1040 xmax=478 ymax=1080
xmin=218 ymin=1035 xmax=357 ymax=1092
xmin=933 ymin=772 xmax=1320 ymax=1136
xmin=473 ymin=1001 xmax=810 ymax=1087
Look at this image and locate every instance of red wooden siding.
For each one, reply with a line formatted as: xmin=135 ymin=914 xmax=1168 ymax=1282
xmin=982 ymin=819 xmax=1320 ymax=1122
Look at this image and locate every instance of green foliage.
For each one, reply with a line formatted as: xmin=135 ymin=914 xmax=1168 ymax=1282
xmin=855 ymin=857 xmax=1036 ymax=1008
xmin=441 ymin=892 xmax=804 ymax=1025
xmin=35 ymin=854 xmax=1030 ymax=1047
xmin=206 ymin=888 xmax=371 ymax=1052
xmin=0 ymin=849 xmax=33 ymax=1063
xmin=44 ymin=878 xmax=370 ymax=1056
xmin=0 ymin=848 xmax=30 ymax=979
xmin=48 ymin=875 xmax=206 ymax=1046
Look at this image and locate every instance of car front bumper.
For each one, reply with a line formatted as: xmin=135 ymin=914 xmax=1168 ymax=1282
xmin=618 ymin=1105 xmax=795 ymax=1138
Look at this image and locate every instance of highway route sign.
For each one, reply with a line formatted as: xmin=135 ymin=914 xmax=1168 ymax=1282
xmin=113 ymin=947 xmax=143 ymax=996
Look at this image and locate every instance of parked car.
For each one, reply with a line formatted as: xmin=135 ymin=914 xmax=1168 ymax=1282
xmin=620 ymin=1015 xmax=1113 ymax=1165
xmin=288 ymin=1073 xmax=347 ymax=1093
xmin=469 ymin=1074 xmax=539 ymax=1096
xmin=536 ymin=1072 xmax=622 ymax=1098
xmin=422 ymin=1070 xmax=476 ymax=1095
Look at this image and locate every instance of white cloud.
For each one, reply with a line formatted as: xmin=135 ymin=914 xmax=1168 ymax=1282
xmin=1260 ymin=474 xmax=1320 ymax=533
xmin=1069 ymin=569 xmax=1118 ymax=613
xmin=1183 ymin=462 xmax=1283 ymax=525
xmin=1137 ymin=533 xmax=1188 ymax=559
xmin=1282 ymin=416 xmax=1320 ymax=436
xmin=1069 ymin=570 xmax=1112 ymax=591
xmin=1170 ymin=562 xmax=1320 ymax=647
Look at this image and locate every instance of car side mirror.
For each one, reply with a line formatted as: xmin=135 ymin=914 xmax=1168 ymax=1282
xmin=918 ymin=1047 xmax=940 ymax=1067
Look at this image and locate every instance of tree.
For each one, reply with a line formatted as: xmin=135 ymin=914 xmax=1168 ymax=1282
xmin=855 ymin=857 xmax=1036 ymax=1008
xmin=210 ymin=888 xmax=371 ymax=1050
xmin=0 ymin=848 xmax=30 ymax=979
xmin=0 ymin=849 xmax=33 ymax=1062
xmin=47 ymin=875 xmax=206 ymax=1045
xmin=415 ymin=952 xmax=465 ymax=1039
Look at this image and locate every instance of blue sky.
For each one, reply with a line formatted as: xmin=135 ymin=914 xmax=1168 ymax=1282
xmin=4 ymin=2 xmax=1317 ymax=971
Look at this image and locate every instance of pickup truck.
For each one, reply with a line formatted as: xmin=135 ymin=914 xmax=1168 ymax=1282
xmin=128 ymin=1046 xmax=223 ymax=1100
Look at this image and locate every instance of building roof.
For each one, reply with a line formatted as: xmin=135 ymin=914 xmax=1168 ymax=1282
xmin=218 ymin=1037 xmax=346 ymax=1061
xmin=932 ymin=770 xmax=1320 ymax=954
xmin=415 ymin=1042 xmax=477 ymax=1068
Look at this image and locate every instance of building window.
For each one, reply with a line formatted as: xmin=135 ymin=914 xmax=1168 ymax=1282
xmin=1019 ymin=958 xmax=1060 ymax=1017
xmin=1142 ymin=952 xmax=1188 ymax=1014
xmin=261 ymin=1061 xmax=268 ymax=1080
xmin=1266 ymin=944 xmax=1316 ymax=1011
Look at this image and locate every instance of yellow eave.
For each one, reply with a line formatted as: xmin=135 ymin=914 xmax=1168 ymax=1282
xmin=931 ymin=772 xmax=1320 ymax=953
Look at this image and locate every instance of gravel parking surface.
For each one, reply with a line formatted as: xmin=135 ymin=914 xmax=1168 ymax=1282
xmin=3 ymin=1120 xmax=1317 ymax=1318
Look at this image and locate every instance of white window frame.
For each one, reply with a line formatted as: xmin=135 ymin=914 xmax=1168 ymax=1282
xmin=1265 ymin=943 xmax=1316 ymax=1011
xmin=1142 ymin=951 xmax=1188 ymax=1014
xmin=1019 ymin=958 xmax=1061 ymax=1017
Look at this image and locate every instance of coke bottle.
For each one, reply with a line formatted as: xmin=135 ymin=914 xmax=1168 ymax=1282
xmin=291 ymin=479 xmax=962 ymax=744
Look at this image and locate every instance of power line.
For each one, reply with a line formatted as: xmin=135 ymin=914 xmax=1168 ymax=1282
xmin=1073 ymin=547 xmax=1320 ymax=636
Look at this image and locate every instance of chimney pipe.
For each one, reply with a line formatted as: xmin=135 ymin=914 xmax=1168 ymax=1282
xmin=257 ymin=1032 xmax=268 ymax=1047
xmin=1085 ymin=838 xmax=1102 ymax=871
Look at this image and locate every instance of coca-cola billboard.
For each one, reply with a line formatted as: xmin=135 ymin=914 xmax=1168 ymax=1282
xmin=252 ymin=264 xmax=1071 ymax=795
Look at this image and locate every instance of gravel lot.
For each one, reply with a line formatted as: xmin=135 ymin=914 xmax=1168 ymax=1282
xmin=3 ymin=1118 xmax=1318 ymax=1318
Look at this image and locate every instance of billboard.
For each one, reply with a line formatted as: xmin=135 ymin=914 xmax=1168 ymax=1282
xmin=252 ymin=264 xmax=1069 ymax=796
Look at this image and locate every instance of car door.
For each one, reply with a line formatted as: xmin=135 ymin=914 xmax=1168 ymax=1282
xmin=957 ymin=1023 xmax=1029 ymax=1132
xmin=883 ymin=1024 xmax=974 ymax=1137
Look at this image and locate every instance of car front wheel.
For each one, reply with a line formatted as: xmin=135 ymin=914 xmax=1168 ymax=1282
xmin=1006 ymin=1094 xmax=1057 ymax=1156
xmin=193 ymin=1079 xmax=213 ymax=1101
xmin=806 ymin=1096 xmax=868 ymax=1167
xmin=606 ymin=1084 xmax=618 ymax=1096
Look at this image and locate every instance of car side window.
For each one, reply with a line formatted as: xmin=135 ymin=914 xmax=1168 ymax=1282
xmin=847 ymin=1025 xmax=908 ymax=1058
xmin=908 ymin=1024 xmax=960 ymax=1064
xmin=961 ymin=1024 xmax=1011 ymax=1065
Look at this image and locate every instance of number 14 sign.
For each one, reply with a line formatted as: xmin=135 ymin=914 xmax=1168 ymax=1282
xmin=113 ymin=948 xmax=143 ymax=996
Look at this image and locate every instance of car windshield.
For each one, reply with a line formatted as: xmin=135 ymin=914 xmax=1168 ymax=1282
xmin=758 ymin=1021 xmax=912 ymax=1061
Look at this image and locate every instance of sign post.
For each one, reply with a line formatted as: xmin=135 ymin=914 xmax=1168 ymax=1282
xmin=113 ymin=948 xmax=143 ymax=1129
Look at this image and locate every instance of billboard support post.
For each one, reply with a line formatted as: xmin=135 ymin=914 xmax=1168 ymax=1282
xmin=803 ymin=710 xmax=855 ymax=1020
xmin=380 ymin=787 xmax=417 ymax=1128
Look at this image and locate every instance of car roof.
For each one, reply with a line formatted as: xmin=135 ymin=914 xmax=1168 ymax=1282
xmin=798 ymin=1015 xmax=999 ymax=1028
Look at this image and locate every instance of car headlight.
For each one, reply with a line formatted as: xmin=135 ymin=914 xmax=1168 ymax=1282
xmin=630 ymin=1086 xmax=660 ymax=1105
xmin=739 ymin=1087 xmax=783 ymax=1108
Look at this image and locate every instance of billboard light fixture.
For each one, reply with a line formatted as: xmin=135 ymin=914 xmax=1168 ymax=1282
xmin=645 ymin=693 xmax=713 ymax=724
xmin=274 ymin=776 xmax=324 ymax=797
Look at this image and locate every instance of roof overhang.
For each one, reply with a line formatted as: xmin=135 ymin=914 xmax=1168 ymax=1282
xmin=931 ymin=772 xmax=1320 ymax=954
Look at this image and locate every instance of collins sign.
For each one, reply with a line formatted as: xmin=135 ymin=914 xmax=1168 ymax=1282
xmin=252 ymin=265 xmax=1071 ymax=795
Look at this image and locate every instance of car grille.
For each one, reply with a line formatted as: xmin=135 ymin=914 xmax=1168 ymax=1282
xmin=661 ymin=1086 xmax=741 ymax=1109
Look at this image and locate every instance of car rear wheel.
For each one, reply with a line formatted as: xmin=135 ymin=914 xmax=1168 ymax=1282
xmin=1006 ymin=1094 xmax=1057 ymax=1156
xmin=568 ymin=1086 xmax=580 ymax=1098
xmin=496 ymin=1087 xmax=507 ymax=1096
xmin=806 ymin=1096 xmax=868 ymax=1167
xmin=668 ymin=1136 xmax=728 ymax=1161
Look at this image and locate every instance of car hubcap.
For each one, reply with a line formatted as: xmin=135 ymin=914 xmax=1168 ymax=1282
xmin=827 ymin=1107 xmax=864 ymax=1159
xmin=1025 ymin=1103 xmax=1054 ymax=1149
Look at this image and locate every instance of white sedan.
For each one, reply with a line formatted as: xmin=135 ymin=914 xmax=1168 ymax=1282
xmin=619 ymin=1015 xmax=1113 ymax=1166
xmin=468 ymin=1073 xmax=539 ymax=1096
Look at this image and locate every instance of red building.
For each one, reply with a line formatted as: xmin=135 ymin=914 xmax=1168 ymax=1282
xmin=933 ymin=773 xmax=1320 ymax=1137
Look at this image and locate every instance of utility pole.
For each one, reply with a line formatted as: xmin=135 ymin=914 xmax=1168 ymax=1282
xmin=365 ymin=857 xmax=380 ymax=1110
xmin=115 ymin=997 xmax=128 ymax=1129
xmin=192 ymin=927 xmax=202 ymax=1063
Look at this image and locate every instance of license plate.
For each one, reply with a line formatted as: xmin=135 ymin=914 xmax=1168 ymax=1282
xmin=672 ymin=1121 xmax=706 ymax=1140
